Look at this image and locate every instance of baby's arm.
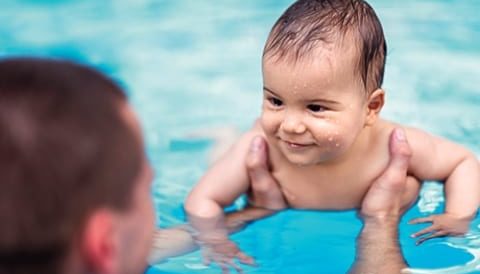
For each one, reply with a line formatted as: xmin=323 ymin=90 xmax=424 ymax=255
xmin=405 ymin=127 xmax=480 ymax=242
xmin=184 ymin=129 xmax=261 ymax=269
xmin=150 ymin=135 xmax=286 ymax=266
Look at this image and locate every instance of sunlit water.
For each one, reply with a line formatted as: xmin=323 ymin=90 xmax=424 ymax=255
xmin=1 ymin=0 xmax=480 ymax=273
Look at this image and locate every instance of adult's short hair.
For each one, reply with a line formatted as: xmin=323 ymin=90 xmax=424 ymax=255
xmin=0 ymin=58 xmax=142 ymax=274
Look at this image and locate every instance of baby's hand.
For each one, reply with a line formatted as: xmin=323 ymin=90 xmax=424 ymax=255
xmin=198 ymin=236 xmax=254 ymax=274
xmin=409 ymin=213 xmax=472 ymax=245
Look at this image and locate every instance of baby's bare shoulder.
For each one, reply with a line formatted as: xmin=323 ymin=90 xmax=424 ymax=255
xmin=211 ymin=120 xmax=265 ymax=161
xmin=235 ymin=119 xmax=266 ymax=148
xmin=374 ymin=120 xmax=429 ymax=166
xmin=206 ymin=120 xmax=264 ymax=164
xmin=378 ymin=120 xmax=473 ymax=179
xmin=374 ymin=119 xmax=427 ymax=147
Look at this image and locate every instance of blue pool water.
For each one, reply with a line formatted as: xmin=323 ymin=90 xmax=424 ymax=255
xmin=2 ymin=0 xmax=480 ymax=273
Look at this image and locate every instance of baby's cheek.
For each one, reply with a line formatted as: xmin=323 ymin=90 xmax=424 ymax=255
xmin=312 ymin=121 xmax=347 ymax=149
xmin=326 ymin=129 xmax=360 ymax=154
xmin=260 ymin=111 xmax=279 ymax=135
xmin=322 ymin=132 xmax=344 ymax=150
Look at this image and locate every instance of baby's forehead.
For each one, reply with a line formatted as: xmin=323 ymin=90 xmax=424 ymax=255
xmin=263 ymin=37 xmax=369 ymax=102
xmin=264 ymin=35 xmax=362 ymax=82
xmin=265 ymin=30 xmax=360 ymax=69
xmin=263 ymin=50 xmax=364 ymax=99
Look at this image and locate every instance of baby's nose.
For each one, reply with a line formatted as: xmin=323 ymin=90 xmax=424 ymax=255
xmin=281 ymin=112 xmax=306 ymax=134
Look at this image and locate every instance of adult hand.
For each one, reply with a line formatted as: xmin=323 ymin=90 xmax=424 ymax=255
xmin=245 ymin=129 xmax=418 ymax=218
xmin=222 ymin=136 xmax=288 ymax=234
xmin=245 ymin=136 xmax=287 ymax=211
xmin=360 ymin=127 xmax=418 ymax=219
xmin=194 ymin=136 xmax=288 ymax=273
xmin=245 ymin=129 xmax=418 ymax=215
xmin=351 ymin=127 xmax=415 ymax=274
xmin=244 ymin=129 xmax=416 ymax=274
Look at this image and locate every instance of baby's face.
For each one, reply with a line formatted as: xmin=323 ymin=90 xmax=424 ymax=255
xmin=261 ymin=44 xmax=369 ymax=166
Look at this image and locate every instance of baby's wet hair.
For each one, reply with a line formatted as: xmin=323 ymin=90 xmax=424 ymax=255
xmin=264 ymin=0 xmax=386 ymax=93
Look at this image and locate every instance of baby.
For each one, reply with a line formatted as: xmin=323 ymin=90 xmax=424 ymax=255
xmin=185 ymin=0 xmax=480 ymax=269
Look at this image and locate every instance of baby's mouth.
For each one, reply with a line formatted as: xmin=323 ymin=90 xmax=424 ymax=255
xmin=283 ymin=140 xmax=313 ymax=148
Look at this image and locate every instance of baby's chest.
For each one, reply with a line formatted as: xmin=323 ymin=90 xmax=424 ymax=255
xmin=272 ymin=166 xmax=382 ymax=210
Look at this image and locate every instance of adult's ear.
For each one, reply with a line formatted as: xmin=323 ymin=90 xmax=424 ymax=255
xmin=81 ymin=209 xmax=118 ymax=274
xmin=365 ymin=88 xmax=385 ymax=126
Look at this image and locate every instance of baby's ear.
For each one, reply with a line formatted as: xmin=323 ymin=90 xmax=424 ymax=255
xmin=365 ymin=88 xmax=385 ymax=126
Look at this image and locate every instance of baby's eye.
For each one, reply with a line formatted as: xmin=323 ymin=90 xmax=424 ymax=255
xmin=268 ymin=97 xmax=283 ymax=107
xmin=307 ymin=104 xmax=327 ymax=112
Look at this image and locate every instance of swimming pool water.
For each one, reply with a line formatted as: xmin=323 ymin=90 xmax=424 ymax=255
xmin=1 ymin=0 xmax=480 ymax=273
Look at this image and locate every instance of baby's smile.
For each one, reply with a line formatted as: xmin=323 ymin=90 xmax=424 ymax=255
xmin=282 ymin=139 xmax=315 ymax=149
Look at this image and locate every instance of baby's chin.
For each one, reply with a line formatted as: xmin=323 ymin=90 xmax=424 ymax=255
xmin=282 ymin=149 xmax=342 ymax=166
xmin=283 ymin=154 xmax=324 ymax=166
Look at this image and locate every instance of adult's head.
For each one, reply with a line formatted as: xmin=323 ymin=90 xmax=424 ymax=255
xmin=0 ymin=58 xmax=155 ymax=274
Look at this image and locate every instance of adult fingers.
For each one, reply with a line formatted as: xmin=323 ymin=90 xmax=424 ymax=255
xmin=388 ymin=128 xmax=412 ymax=170
xmin=246 ymin=136 xmax=287 ymax=210
xmin=360 ymin=128 xmax=413 ymax=216
xmin=374 ymin=128 xmax=412 ymax=191
xmin=246 ymin=136 xmax=267 ymax=171
xmin=246 ymin=136 xmax=271 ymax=193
